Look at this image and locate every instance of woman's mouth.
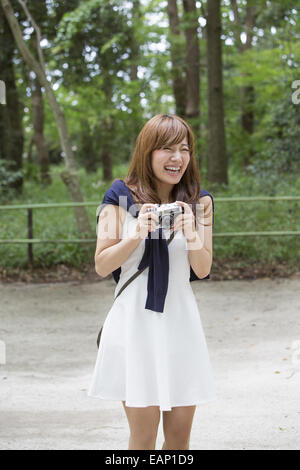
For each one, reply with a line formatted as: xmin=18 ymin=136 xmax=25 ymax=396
xmin=164 ymin=166 xmax=181 ymax=176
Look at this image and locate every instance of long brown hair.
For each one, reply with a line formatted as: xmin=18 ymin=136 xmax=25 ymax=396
xmin=115 ymin=114 xmax=210 ymax=226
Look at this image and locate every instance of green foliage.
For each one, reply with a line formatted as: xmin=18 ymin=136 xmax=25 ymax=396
xmin=22 ymin=161 xmax=41 ymax=183
xmin=211 ymin=167 xmax=300 ymax=264
xmin=1 ymin=0 xmax=300 ymax=272
xmin=246 ymin=95 xmax=300 ymax=189
xmin=0 ymin=159 xmax=24 ymax=202
xmin=0 ymin=164 xmax=299 ymax=270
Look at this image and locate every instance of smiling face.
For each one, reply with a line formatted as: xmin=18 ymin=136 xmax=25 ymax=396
xmin=151 ymin=137 xmax=190 ymax=187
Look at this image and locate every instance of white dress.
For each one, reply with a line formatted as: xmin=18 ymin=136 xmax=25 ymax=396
xmin=87 ymin=210 xmax=217 ymax=411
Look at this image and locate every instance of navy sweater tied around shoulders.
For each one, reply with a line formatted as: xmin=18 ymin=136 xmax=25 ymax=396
xmin=96 ymin=179 xmax=214 ymax=313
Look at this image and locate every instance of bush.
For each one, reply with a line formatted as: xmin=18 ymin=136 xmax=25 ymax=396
xmin=0 ymin=159 xmax=24 ymax=202
xmin=247 ymin=97 xmax=300 ymax=190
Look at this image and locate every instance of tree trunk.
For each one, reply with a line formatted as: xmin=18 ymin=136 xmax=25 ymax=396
xmin=27 ymin=136 xmax=34 ymax=164
xmin=230 ymin=0 xmax=256 ymax=170
xmin=167 ymin=0 xmax=186 ymax=117
xmin=241 ymin=4 xmax=255 ymax=169
xmin=183 ymin=0 xmax=200 ymax=119
xmin=32 ymin=78 xmax=51 ymax=185
xmin=206 ymin=0 xmax=227 ymax=185
xmin=129 ymin=0 xmax=143 ymax=148
xmin=79 ymin=118 xmax=97 ymax=173
xmin=1 ymin=0 xmax=93 ymax=237
xmin=100 ymin=72 xmax=113 ymax=181
xmin=0 ymin=11 xmax=23 ymax=192
xmin=182 ymin=0 xmax=201 ymax=168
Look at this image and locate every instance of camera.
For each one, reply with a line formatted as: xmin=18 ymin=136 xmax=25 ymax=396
xmin=146 ymin=202 xmax=183 ymax=231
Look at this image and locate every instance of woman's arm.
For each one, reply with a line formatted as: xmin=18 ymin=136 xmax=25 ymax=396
xmin=186 ymin=196 xmax=213 ymax=279
xmin=94 ymin=204 xmax=143 ymax=278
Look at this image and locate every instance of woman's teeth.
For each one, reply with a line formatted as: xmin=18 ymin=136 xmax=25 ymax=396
xmin=164 ymin=167 xmax=181 ymax=174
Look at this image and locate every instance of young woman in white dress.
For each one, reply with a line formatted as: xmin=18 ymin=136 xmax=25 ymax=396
xmin=92 ymin=113 xmax=216 ymax=450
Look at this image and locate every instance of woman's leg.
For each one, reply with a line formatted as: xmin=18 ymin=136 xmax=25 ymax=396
xmin=162 ymin=405 xmax=197 ymax=450
xmin=122 ymin=401 xmax=161 ymax=450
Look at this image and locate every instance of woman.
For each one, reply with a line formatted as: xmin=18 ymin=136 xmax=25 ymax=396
xmin=88 ymin=113 xmax=216 ymax=450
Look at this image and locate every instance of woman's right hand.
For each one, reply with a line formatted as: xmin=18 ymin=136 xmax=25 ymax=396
xmin=135 ymin=203 xmax=159 ymax=239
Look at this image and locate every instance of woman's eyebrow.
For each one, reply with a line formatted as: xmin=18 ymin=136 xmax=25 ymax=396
xmin=164 ymin=143 xmax=189 ymax=148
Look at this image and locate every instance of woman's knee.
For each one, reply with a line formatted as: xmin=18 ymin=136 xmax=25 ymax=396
xmin=162 ymin=406 xmax=196 ymax=448
xmin=129 ymin=432 xmax=157 ymax=449
xmin=163 ymin=427 xmax=191 ymax=448
xmin=130 ymin=425 xmax=159 ymax=444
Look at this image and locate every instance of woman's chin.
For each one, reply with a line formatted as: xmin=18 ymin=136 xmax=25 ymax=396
xmin=155 ymin=172 xmax=182 ymax=184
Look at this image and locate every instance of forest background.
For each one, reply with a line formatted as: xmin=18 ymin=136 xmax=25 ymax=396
xmin=0 ymin=0 xmax=299 ymax=282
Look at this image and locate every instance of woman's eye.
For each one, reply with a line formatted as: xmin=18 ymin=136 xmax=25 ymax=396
xmin=161 ymin=146 xmax=189 ymax=151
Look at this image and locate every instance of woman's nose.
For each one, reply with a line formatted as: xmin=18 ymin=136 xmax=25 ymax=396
xmin=171 ymin=150 xmax=182 ymax=160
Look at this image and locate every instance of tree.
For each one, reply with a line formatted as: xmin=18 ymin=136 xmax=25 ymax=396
xmin=166 ymin=0 xmax=201 ymax=165
xmin=230 ymin=0 xmax=257 ymax=169
xmin=166 ymin=0 xmax=186 ymax=116
xmin=206 ymin=0 xmax=227 ymax=185
xmin=0 ymin=7 xmax=24 ymax=192
xmin=32 ymin=77 xmax=51 ymax=184
xmin=1 ymin=0 xmax=93 ymax=237
xmin=53 ymin=0 xmax=137 ymax=181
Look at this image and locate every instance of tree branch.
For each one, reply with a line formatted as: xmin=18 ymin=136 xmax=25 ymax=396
xmin=0 ymin=80 xmax=6 ymax=104
xmin=18 ymin=0 xmax=46 ymax=71
xmin=1 ymin=0 xmax=45 ymax=79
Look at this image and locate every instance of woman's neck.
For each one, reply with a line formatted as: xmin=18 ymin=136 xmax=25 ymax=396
xmin=156 ymin=183 xmax=174 ymax=204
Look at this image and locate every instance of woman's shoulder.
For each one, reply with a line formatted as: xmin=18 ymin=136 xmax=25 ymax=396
xmin=104 ymin=178 xmax=132 ymax=199
xmin=118 ymin=179 xmax=140 ymax=204
xmin=199 ymin=190 xmax=214 ymax=208
xmin=200 ymin=188 xmax=213 ymax=199
xmin=198 ymin=190 xmax=214 ymax=225
xmin=103 ymin=178 xmax=140 ymax=210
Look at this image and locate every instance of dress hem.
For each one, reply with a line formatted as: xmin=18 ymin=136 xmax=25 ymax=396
xmin=87 ymin=392 xmax=217 ymax=411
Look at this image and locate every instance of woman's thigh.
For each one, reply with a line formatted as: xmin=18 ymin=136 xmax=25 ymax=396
xmin=122 ymin=401 xmax=161 ymax=437
xmin=162 ymin=405 xmax=197 ymax=442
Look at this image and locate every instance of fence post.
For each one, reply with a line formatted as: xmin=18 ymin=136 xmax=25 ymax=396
xmin=28 ymin=208 xmax=33 ymax=268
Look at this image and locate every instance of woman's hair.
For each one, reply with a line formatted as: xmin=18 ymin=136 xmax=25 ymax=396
xmin=116 ymin=113 xmax=212 ymax=227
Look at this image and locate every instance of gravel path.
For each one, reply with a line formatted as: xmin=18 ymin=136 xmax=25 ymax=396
xmin=0 ymin=278 xmax=300 ymax=450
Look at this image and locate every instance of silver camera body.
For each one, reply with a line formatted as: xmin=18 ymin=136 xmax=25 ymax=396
xmin=146 ymin=202 xmax=183 ymax=231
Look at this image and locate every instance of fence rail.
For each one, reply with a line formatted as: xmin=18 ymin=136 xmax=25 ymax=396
xmin=0 ymin=197 xmax=299 ymax=267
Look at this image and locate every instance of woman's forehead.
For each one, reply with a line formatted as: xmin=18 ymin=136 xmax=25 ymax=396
xmin=154 ymin=131 xmax=189 ymax=148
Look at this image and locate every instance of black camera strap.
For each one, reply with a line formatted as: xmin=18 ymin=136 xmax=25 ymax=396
xmin=113 ymin=229 xmax=177 ymax=301
xmin=96 ymin=229 xmax=177 ymax=348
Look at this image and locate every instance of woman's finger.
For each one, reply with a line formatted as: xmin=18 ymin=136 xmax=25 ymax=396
xmin=140 ymin=203 xmax=157 ymax=215
xmin=175 ymin=200 xmax=193 ymax=214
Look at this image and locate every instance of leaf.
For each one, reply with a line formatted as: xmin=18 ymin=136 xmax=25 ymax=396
xmin=100 ymin=33 xmax=123 ymax=54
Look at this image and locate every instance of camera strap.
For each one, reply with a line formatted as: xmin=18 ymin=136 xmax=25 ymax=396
xmin=113 ymin=229 xmax=177 ymax=302
xmin=96 ymin=230 xmax=177 ymax=348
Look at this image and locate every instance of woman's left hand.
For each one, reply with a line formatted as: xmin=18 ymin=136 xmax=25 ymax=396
xmin=172 ymin=201 xmax=196 ymax=240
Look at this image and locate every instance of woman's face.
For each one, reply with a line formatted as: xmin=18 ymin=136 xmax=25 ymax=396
xmin=151 ymin=137 xmax=190 ymax=184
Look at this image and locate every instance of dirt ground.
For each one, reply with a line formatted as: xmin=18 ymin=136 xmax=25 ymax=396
xmin=0 ymin=258 xmax=299 ymax=284
xmin=0 ymin=276 xmax=300 ymax=450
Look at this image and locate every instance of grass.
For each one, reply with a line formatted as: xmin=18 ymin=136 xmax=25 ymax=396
xmin=0 ymin=163 xmax=299 ymax=271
